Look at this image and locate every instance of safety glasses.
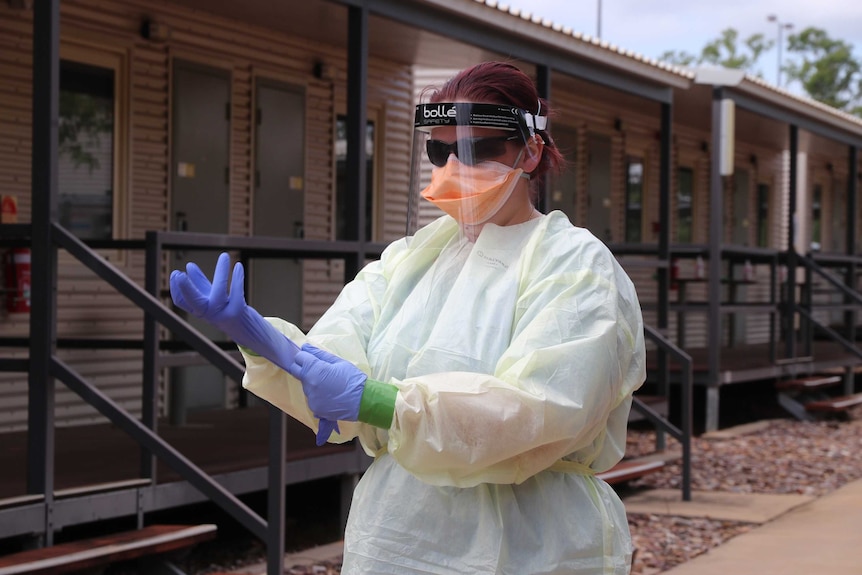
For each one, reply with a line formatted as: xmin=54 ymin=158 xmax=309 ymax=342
xmin=426 ymin=135 xmax=520 ymax=168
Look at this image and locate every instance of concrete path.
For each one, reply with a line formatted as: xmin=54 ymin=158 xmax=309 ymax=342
xmin=662 ymin=478 xmax=862 ymax=575
xmin=225 ymin=478 xmax=862 ymax=575
xmin=623 ymin=488 xmax=814 ymax=523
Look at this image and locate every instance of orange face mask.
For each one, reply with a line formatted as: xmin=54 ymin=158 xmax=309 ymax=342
xmin=420 ymin=158 xmax=528 ymax=225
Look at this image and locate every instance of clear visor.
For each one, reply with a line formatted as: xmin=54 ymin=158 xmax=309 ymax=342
xmin=406 ymin=103 xmax=544 ymax=238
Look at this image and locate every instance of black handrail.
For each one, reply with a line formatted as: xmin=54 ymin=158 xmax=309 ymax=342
xmin=797 ymin=254 xmax=862 ymax=362
xmin=51 ymin=224 xmax=275 ymax=541
xmin=51 ymin=357 xmax=268 ymax=539
xmin=53 ymin=225 xmax=246 ymax=382
xmin=639 ymin=324 xmax=693 ymax=501
xmin=801 ymin=255 xmax=862 ymax=306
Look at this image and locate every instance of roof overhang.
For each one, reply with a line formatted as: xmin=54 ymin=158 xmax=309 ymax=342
xmin=694 ymin=67 xmax=862 ymax=148
xmin=169 ymin=0 xmax=690 ymax=104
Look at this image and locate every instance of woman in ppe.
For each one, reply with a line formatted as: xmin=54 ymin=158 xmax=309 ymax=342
xmin=170 ymin=61 xmax=645 ymax=574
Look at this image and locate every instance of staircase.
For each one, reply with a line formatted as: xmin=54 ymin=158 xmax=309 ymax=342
xmin=776 ymin=374 xmax=862 ymax=421
xmin=0 ymin=524 xmax=216 ymax=575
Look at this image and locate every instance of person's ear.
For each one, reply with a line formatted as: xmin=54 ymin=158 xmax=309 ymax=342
xmin=521 ymin=135 xmax=544 ymax=173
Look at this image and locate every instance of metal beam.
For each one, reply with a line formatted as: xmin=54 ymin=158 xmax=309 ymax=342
xmin=337 ymin=0 xmax=674 ymax=103
xmin=846 ymin=146 xmax=858 ymax=343
xmin=28 ymin=0 xmax=60 ymax=545
xmin=728 ymin=91 xmax=862 ymax=149
xmin=266 ymin=407 xmax=287 ymax=575
xmin=847 ymin=146 xmax=858 ymax=258
xmin=785 ymin=125 xmax=799 ymax=359
xmin=706 ymin=87 xmax=724 ymax=432
xmin=658 ymin=102 xmax=672 ymax=333
xmin=345 ymin=4 xmax=368 ymax=280
xmin=141 ymin=232 xmax=161 ymax=489
xmin=656 ymin=100 xmax=673 ymax=447
xmin=535 ymin=64 xmax=551 ymax=214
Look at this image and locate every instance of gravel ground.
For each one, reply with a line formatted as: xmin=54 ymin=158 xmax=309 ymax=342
xmin=185 ymin=405 xmax=862 ymax=575
xmin=625 ymin=404 xmax=862 ymax=574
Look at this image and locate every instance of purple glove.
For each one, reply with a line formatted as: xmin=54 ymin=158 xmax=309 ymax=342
xmin=171 ymin=253 xmax=339 ymax=444
xmin=315 ymin=419 xmax=341 ymax=447
xmin=169 ymin=252 xmax=299 ymax=371
xmin=288 ymin=344 xmax=366 ymax=445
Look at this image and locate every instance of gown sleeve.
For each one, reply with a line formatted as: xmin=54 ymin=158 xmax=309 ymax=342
xmin=240 ymin=235 xmax=413 ymax=443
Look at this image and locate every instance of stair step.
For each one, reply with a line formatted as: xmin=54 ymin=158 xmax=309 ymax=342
xmin=804 ymin=393 xmax=862 ymax=413
xmin=775 ymin=375 xmax=842 ymax=391
xmin=0 ymin=524 xmax=217 ymax=575
xmin=597 ymin=459 xmax=665 ymax=485
xmin=818 ymin=365 xmax=862 ymax=376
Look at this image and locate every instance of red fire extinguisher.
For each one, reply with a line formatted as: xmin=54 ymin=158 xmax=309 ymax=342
xmin=5 ymin=248 xmax=31 ymax=313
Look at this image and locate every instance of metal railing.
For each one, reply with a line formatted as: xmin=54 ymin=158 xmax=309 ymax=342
xmin=53 ymin=223 xmax=283 ymax=571
xmin=797 ymin=254 xmax=862 ymax=370
xmin=637 ymin=325 xmax=693 ymax=501
xmin=0 ymin=223 xmax=386 ymax=574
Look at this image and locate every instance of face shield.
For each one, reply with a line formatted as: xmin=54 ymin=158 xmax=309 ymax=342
xmin=406 ymin=103 xmax=546 ymax=238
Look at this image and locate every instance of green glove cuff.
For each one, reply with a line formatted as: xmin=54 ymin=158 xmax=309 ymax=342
xmin=358 ymin=379 xmax=398 ymax=429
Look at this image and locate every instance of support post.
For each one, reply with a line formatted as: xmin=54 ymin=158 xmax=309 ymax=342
xmin=27 ymin=0 xmax=61 ymax=546
xmin=142 ymin=231 xmax=161 ymax=492
xmin=345 ymin=5 xmax=368 ymax=280
xmin=266 ymin=406 xmax=286 ymax=575
xmin=844 ymin=145 xmax=858 ymax=346
xmin=784 ymin=125 xmax=799 ymax=359
xmin=657 ymin=100 xmax=672 ymax=447
xmin=535 ymin=64 xmax=551 ymax=214
xmin=705 ymin=88 xmax=725 ymax=432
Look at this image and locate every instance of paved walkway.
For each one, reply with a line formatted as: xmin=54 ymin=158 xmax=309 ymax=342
xmin=661 ymin=477 xmax=862 ymax=575
xmin=230 ymin=478 xmax=862 ymax=574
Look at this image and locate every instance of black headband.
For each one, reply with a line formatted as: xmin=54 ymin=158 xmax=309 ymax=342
xmin=415 ymin=103 xmax=531 ymax=139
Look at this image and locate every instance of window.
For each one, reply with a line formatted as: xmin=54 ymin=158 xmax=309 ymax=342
xmin=58 ymin=58 xmax=119 ymax=240
xmin=335 ymin=116 xmax=375 ymax=241
xmin=756 ymin=183 xmax=770 ymax=248
xmin=624 ymin=156 xmax=643 ymax=242
xmin=676 ymin=167 xmax=694 ymax=243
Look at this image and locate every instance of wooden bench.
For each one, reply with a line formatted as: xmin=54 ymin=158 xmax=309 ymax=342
xmin=597 ymin=459 xmax=665 ymax=485
xmin=0 ymin=524 xmax=217 ymax=575
xmin=804 ymin=393 xmax=862 ymax=413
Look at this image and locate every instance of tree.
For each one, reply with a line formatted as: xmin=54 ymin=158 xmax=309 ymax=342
xmin=701 ymin=29 xmax=773 ymax=72
xmin=784 ymin=27 xmax=862 ymax=116
xmin=659 ymin=28 xmax=773 ymax=75
xmin=658 ymin=49 xmax=698 ymax=68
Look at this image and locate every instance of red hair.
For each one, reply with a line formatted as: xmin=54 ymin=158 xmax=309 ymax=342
xmin=427 ymin=61 xmax=565 ymax=192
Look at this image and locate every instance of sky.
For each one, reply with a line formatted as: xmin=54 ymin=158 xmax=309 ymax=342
xmin=502 ymin=0 xmax=862 ymax=89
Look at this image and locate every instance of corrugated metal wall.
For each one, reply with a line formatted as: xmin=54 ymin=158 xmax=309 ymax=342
xmin=0 ymin=7 xmax=35 ymax=431
xmin=0 ymin=0 xmax=413 ymax=432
